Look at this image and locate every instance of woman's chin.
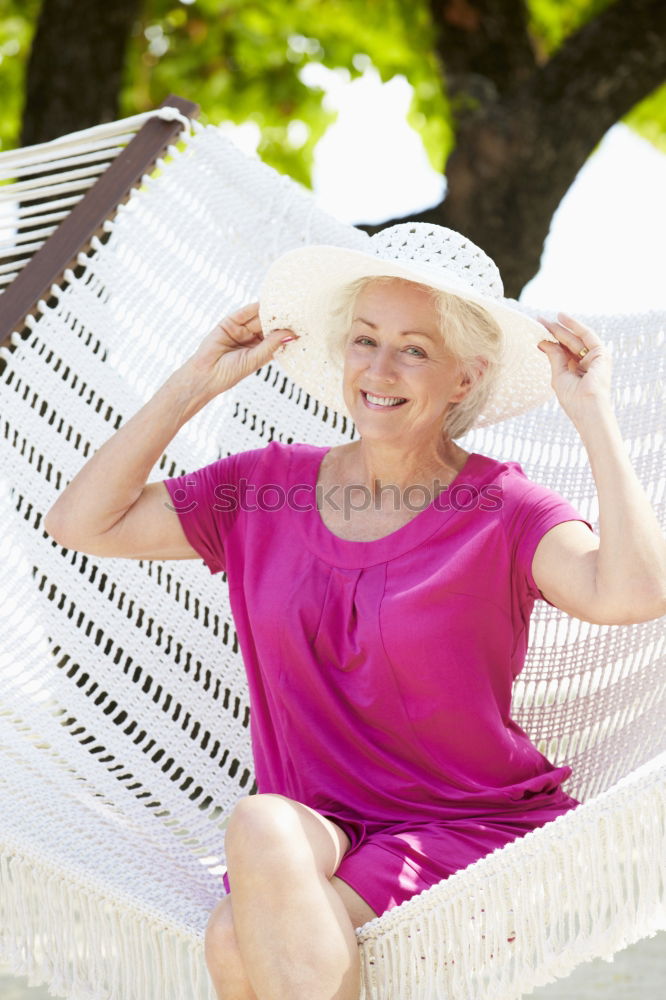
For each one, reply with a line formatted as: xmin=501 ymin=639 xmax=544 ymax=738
xmin=354 ymin=419 xmax=412 ymax=444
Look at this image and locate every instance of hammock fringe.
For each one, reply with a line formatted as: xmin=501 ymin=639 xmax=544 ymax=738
xmin=0 ymin=755 xmax=663 ymax=999
xmin=0 ymin=843 xmax=214 ymax=1000
xmin=357 ymin=752 xmax=666 ymax=999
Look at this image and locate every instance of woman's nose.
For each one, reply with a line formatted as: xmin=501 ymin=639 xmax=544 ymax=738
xmin=366 ymin=347 xmax=396 ymax=381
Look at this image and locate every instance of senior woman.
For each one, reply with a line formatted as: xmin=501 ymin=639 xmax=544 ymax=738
xmin=44 ymin=223 xmax=666 ymax=1000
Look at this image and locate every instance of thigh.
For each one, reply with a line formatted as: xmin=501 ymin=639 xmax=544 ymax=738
xmin=330 ymin=875 xmax=379 ymax=929
xmin=224 ymin=795 xmax=378 ymax=927
xmin=262 ymin=797 xmax=378 ymax=927
xmin=226 ymin=793 xmax=352 ymax=880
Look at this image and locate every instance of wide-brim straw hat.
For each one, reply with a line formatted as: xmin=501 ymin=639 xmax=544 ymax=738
xmin=258 ymin=222 xmax=552 ymax=430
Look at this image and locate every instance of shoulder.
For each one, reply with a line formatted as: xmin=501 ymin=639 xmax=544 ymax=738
xmin=473 ymin=454 xmax=570 ymax=509
xmin=242 ymin=440 xmax=328 ymax=482
xmin=469 ymin=454 xmax=588 ymax=554
xmin=468 ymin=452 xmax=531 ymax=501
xmin=255 ymin=439 xmax=328 ymax=465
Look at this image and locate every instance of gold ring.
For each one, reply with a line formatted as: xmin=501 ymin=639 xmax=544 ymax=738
xmin=577 ymin=346 xmax=589 ymax=359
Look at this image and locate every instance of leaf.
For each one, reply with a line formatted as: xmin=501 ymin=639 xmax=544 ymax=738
xmin=0 ymin=0 xmax=41 ymax=151
xmin=624 ymin=83 xmax=666 ymax=153
xmin=526 ymin=0 xmax=612 ymax=57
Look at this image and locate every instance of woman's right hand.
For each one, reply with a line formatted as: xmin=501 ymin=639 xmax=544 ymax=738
xmin=183 ymin=301 xmax=298 ymax=398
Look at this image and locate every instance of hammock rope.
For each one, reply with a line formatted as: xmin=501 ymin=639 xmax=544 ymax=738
xmin=0 ymin=114 xmax=664 ymax=1000
xmin=0 ymin=105 xmax=199 ymax=292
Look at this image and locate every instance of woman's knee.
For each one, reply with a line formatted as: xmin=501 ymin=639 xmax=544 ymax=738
xmin=225 ymin=794 xmax=306 ymax=868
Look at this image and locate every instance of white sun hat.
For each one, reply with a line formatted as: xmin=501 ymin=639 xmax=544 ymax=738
xmin=258 ymin=222 xmax=552 ymax=429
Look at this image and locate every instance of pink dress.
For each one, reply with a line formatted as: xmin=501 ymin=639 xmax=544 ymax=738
xmin=164 ymin=441 xmax=593 ymax=916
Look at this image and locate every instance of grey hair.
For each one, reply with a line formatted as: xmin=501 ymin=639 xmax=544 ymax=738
xmin=326 ymin=275 xmax=505 ymax=439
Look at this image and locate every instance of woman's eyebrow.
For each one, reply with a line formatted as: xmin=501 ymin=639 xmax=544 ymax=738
xmin=353 ymin=316 xmax=437 ymax=340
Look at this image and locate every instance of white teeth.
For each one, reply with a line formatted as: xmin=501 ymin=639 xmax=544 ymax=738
xmin=365 ymin=392 xmax=406 ymax=407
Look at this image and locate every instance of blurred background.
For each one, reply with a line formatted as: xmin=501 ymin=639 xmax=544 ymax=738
xmin=1 ymin=1 xmax=665 ymax=996
xmin=2 ymin=0 xmax=666 ymax=305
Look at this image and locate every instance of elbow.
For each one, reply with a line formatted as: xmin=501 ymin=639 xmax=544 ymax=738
xmin=43 ymin=511 xmax=66 ymax=547
xmin=635 ymin=573 xmax=666 ymax=623
xmin=43 ymin=501 xmax=118 ymax=557
xmin=588 ymin=571 xmax=666 ymax=625
xmin=43 ymin=503 xmax=60 ymax=541
xmin=43 ymin=500 xmax=77 ymax=548
xmin=642 ymin=586 xmax=666 ymax=624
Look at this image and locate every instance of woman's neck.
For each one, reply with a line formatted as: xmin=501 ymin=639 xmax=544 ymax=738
xmin=345 ymin=435 xmax=469 ymax=501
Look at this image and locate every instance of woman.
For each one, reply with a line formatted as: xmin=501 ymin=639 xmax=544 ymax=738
xmin=44 ymin=223 xmax=666 ymax=1000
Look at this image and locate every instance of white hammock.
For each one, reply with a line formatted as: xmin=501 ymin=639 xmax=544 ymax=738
xmin=0 ymin=106 xmax=192 ymax=289
xmin=0 ymin=110 xmax=664 ymax=1000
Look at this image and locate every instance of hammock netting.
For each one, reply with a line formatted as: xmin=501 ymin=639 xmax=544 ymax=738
xmin=0 ymin=111 xmax=664 ymax=1000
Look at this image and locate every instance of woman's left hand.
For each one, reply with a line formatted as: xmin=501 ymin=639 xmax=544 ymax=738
xmin=537 ymin=312 xmax=612 ymax=423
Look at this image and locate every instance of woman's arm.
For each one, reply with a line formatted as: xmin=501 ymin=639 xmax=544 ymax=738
xmin=530 ymin=313 xmax=666 ymax=626
xmin=43 ymin=303 xmax=296 ymax=560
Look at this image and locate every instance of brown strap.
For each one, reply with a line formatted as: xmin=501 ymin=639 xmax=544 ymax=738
xmin=0 ymin=95 xmax=200 ymax=347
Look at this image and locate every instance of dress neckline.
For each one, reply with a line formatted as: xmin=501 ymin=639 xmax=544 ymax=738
xmin=304 ymin=444 xmax=483 ymax=569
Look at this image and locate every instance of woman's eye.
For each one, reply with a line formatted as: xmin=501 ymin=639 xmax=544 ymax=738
xmin=354 ymin=336 xmax=374 ymax=346
xmin=406 ymin=346 xmax=426 ymax=357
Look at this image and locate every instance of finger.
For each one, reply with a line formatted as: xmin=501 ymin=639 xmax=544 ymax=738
xmin=536 ymin=336 xmax=572 ymax=377
xmin=248 ymin=328 xmax=299 ymax=367
xmin=556 ymin=312 xmax=598 ymax=339
xmin=219 ymin=315 xmax=262 ymax=347
xmin=538 ymin=316 xmax=592 ymax=360
xmin=216 ymin=303 xmax=260 ymax=341
xmin=536 ymin=317 xmax=566 ymax=350
xmin=554 ymin=312 xmax=602 ymax=349
xmin=233 ymin=309 xmax=264 ymax=338
xmin=229 ymin=301 xmax=260 ymax=323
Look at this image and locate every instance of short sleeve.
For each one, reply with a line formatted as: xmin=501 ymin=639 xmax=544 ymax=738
xmin=163 ymin=447 xmax=264 ymax=575
xmin=500 ymin=463 xmax=596 ymax=606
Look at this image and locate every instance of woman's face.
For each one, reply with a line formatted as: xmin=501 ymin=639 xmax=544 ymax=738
xmin=341 ymin=278 xmax=470 ymax=446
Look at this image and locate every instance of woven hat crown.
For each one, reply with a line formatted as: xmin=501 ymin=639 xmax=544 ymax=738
xmin=369 ymin=223 xmax=504 ymax=301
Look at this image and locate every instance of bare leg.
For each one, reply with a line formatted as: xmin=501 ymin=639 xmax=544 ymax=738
xmin=204 ymin=881 xmax=374 ymax=1000
xmin=205 ymin=793 xmax=377 ymax=1000
xmin=205 ymin=895 xmax=258 ymax=1000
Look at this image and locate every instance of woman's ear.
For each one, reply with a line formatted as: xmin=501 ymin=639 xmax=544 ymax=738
xmin=452 ymin=357 xmax=488 ymax=402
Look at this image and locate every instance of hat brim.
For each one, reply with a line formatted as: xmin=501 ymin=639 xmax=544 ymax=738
xmin=258 ymin=244 xmax=553 ymax=429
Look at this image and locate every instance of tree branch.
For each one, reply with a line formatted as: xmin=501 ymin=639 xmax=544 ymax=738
xmin=530 ymin=0 xmax=666 ymax=145
xmin=361 ymin=0 xmax=666 ymax=297
xmin=428 ymin=0 xmax=536 ymax=115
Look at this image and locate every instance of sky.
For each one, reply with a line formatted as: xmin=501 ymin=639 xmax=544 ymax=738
xmin=222 ymin=64 xmax=666 ymax=316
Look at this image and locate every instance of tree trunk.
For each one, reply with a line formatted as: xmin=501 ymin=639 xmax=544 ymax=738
xmin=20 ymin=0 xmax=143 ymax=146
xmin=362 ymin=0 xmax=666 ymax=298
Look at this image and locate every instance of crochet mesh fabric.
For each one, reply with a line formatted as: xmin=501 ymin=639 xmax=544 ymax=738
xmin=370 ymin=223 xmax=505 ymax=298
xmin=0 ymin=120 xmax=664 ymax=1000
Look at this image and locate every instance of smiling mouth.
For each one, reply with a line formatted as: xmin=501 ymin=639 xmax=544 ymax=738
xmin=362 ymin=390 xmax=408 ymax=408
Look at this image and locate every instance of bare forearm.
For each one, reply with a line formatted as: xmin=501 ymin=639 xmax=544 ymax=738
xmin=574 ymin=401 xmax=666 ymax=615
xmin=45 ymin=363 xmax=215 ymax=541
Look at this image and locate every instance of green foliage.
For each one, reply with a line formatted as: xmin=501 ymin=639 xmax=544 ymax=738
xmin=526 ymin=0 xmax=666 ymax=148
xmin=120 ymin=0 xmax=451 ymax=186
xmin=0 ymin=0 xmax=40 ymax=151
xmin=526 ymin=0 xmax=612 ymax=57
xmin=0 ymin=0 xmax=664 ymax=179
xmin=623 ymin=82 xmax=666 ymax=153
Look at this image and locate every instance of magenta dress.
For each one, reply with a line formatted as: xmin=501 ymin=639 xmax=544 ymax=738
xmin=164 ymin=441 xmax=593 ymax=916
